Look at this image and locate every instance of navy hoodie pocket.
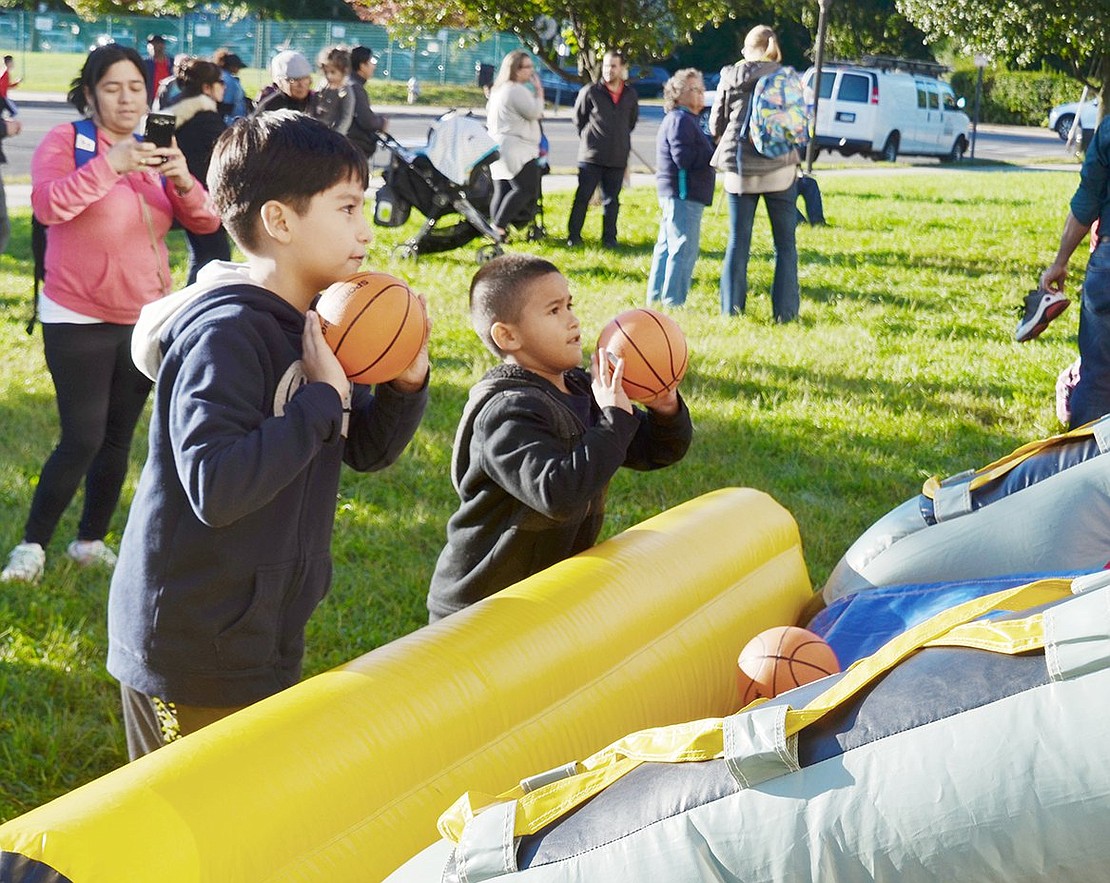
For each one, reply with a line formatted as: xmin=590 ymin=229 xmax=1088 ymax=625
xmin=214 ymin=562 xmax=295 ymax=670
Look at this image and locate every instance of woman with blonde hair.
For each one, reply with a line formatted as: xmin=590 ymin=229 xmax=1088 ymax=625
xmin=710 ymin=25 xmax=801 ymax=323
xmin=485 ymin=49 xmax=544 ymax=239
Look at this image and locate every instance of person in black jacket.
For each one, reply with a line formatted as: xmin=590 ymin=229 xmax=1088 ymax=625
xmin=107 ymin=112 xmax=430 ymax=758
xmin=427 ymin=253 xmax=692 ymax=622
xmin=170 ymin=57 xmax=231 ymax=283
xmin=566 ymin=50 xmax=638 ymax=248
xmin=345 ymin=45 xmax=388 ymax=161
xmin=252 ymin=50 xmax=314 ymax=115
xmin=0 ymin=114 xmax=22 ymax=255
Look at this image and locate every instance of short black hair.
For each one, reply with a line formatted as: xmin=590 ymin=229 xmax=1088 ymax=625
xmin=207 ymin=110 xmax=369 ymax=253
xmin=68 ymin=43 xmax=147 ymax=114
xmin=350 ymin=45 xmax=377 ymax=70
xmin=469 ymin=253 xmax=561 ymax=357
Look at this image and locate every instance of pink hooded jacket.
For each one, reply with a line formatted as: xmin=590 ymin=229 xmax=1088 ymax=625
xmin=31 ymin=121 xmax=220 ymax=324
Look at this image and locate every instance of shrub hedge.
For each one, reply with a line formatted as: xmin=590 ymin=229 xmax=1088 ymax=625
xmin=948 ymin=66 xmax=1093 ymax=127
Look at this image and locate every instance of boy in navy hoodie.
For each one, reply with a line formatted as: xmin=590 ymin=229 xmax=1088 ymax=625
xmin=108 ymin=111 xmax=430 ymax=758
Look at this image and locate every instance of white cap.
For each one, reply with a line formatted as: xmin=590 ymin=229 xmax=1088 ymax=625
xmin=270 ymin=50 xmax=312 ymax=80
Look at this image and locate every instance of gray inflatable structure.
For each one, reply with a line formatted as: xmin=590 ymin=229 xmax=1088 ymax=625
xmin=823 ymin=418 xmax=1110 ymax=603
xmin=388 ymin=578 xmax=1110 ymax=882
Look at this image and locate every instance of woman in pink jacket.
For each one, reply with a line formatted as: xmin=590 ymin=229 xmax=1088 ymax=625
xmin=1 ymin=43 xmax=220 ymax=583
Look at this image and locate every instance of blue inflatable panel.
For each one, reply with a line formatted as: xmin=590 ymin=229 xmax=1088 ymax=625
xmin=809 ymin=571 xmax=1087 ymax=667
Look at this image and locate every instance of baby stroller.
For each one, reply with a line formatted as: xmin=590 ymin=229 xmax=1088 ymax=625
xmin=373 ymin=111 xmax=505 ymax=262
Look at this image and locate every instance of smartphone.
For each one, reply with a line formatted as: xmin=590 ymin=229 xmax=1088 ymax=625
xmin=142 ymin=112 xmax=176 ymax=149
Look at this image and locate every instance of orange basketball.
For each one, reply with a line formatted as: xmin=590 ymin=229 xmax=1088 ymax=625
xmin=596 ymin=308 xmax=688 ymax=403
xmin=737 ymin=626 xmax=840 ymax=707
xmin=316 ymin=272 xmax=427 ymax=385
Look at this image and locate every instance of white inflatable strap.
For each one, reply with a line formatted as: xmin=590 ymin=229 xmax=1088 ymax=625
xmin=454 ymin=799 xmax=518 ymax=883
xmin=921 ymin=417 xmax=1110 ymax=503
xmin=1095 ymin=418 xmax=1110 ymax=453
xmin=932 ymin=479 xmax=973 ymax=522
xmin=438 ymin=579 xmax=1074 ymax=867
xmin=723 ymin=703 xmax=798 ymax=788
xmin=1045 ymin=586 xmax=1110 ymax=681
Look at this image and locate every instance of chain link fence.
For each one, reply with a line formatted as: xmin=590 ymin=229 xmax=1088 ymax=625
xmin=0 ymin=9 xmax=526 ymax=86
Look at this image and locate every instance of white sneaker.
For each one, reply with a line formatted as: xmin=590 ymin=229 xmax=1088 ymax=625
xmin=1 ymin=542 xmax=46 ymax=583
xmin=66 ymin=539 xmax=118 ymax=570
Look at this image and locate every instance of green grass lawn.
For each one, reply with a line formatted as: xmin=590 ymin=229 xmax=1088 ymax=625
xmin=11 ymin=50 xmax=488 ymax=107
xmin=0 ymin=168 xmax=1081 ymax=822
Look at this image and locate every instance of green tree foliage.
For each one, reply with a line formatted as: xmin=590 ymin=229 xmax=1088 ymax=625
xmin=6 ymin=0 xmax=354 ymax=20
xmin=347 ymin=0 xmax=733 ymax=79
xmin=898 ymin=0 xmax=1107 ymax=117
xmin=819 ymin=0 xmax=932 ymax=63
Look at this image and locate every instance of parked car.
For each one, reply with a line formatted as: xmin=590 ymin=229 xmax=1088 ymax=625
xmin=803 ymin=60 xmax=969 ymax=163
xmin=538 ymin=67 xmax=583 ymax=107
xmin=1048 ymin=98 xmax=1098 ymax=142
xmin=626 ymin=64 xmax=670 ymax=98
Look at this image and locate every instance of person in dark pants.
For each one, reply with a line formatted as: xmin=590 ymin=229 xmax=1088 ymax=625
xmin=1041 ymin=116 xmax=1110 ymax=428
xmin=1 ymin=43 xmax=219 ymax=584
xmin=170 ymin=57 xmax=232 ymax=284
xmin=566 ymin=50 xmax=638 ymax=248
xmin=345 ymin=46 xmax=388 ymax=162
xmin=0 ymin=115 xmax=22 ymax=254
xmin=795 ymin=172 xmax=827 ymax=225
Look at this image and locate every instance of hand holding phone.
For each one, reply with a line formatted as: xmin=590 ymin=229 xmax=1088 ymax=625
xmin=142 ymin=112 xmax=176 ymax=150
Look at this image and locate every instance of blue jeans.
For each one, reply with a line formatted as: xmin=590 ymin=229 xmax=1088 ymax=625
xmin=646 ymin=197 xmax=705 ymax=307
xmin=1070 ymin=237 xmax=1110 ymax=428
xmin=720 ymin=184 xmax=800 ymax=322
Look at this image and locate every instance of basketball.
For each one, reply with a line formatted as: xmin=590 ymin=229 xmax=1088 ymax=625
xmin=737 ymin=626 xmax=840 ymax=707
xmin=596 ymin=309 xmax=688 ymax=403
xmin=316 ymin=272 xmax=427 ymax=385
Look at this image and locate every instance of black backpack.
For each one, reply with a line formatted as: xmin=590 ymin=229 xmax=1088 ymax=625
xmin=28 ymin=117 xmax=99 ymax=333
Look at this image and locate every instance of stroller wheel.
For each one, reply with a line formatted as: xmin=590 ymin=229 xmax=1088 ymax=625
xmin=476 ymin=243 xmax=504 ymax=264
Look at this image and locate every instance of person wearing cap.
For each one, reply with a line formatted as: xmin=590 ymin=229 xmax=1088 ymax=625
xmin=345 ymin=45 xmax=388 ymax=160
xmin=143 ymin=34 xmax=170 ymax=104
xmin=253 ymin=49 xmax=314 ymax=115
xmin=212 ymin=47 xmax=249 ymax=122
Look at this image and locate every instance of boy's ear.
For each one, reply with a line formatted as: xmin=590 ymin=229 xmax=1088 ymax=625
xmin=490 ymin=320 xmax=520 ymax=353
xmin=258 ymin=200 xmax=295 ymax=244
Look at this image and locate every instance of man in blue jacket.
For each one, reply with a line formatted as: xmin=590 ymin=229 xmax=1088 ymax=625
xmin=566 ymin=50 xmax=638 ymax=249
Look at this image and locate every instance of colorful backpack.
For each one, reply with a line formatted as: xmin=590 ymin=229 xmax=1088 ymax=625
xmin=747 ymin=66 xmax=810 ymax=159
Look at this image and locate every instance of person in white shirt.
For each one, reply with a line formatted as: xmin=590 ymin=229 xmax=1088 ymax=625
xmin=485 ymin=50 xmax=544 ymax=240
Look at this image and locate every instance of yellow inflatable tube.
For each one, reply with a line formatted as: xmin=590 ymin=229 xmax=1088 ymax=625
xmin=0 ymin=488 xmax=812 ymax=883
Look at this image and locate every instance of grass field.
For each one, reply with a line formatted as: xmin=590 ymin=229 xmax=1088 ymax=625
xmin=0 ymin=167 xmax=1082 ymax=822
xmin=9 ymin=50 xmax=489 ymax=107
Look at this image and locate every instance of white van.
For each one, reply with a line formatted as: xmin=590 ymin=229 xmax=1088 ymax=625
xmin=804 ymin=59 xmax=970 ymax=163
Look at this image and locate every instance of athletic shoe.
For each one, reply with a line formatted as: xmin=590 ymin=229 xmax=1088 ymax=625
xmin=66 ymin=539 xmax=118 ymax=570
xmin=1 ymin=542 xmax=46 ymax=583
xmin=1015 ymin=289 xmax=1069 ymax=342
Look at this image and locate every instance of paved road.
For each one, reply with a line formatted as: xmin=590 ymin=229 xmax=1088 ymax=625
xmin=1 ymin=95 xmax=1079 ymax=208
